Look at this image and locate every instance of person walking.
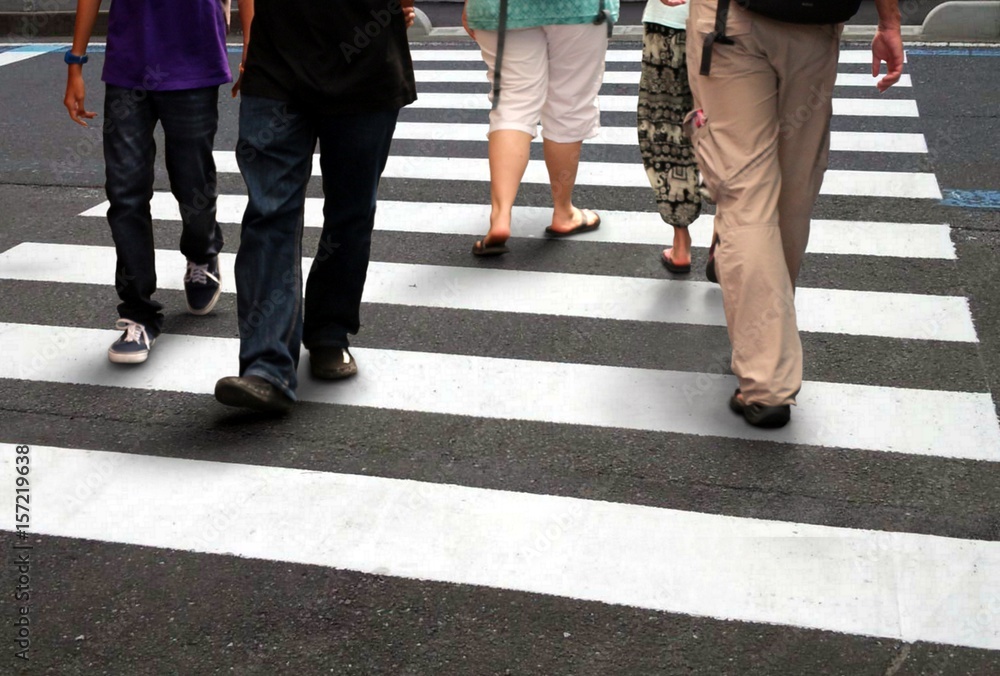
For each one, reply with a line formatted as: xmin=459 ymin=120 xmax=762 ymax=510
xmin=683 ymin=0 xmax=904 ymax=427
xmin=213 ymin=0 xmax=417 ymax=414
xmin=63 ymin=0 xmax=231 ymax=364
xmin=637 ymin=0 xmax=709 ymax=276
xmin=463 ymin=0 xmax=620 ymax=256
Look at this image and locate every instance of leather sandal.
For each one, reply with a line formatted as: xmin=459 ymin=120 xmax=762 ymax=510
xmin=729 ymin=388 xmax=791 ymax=429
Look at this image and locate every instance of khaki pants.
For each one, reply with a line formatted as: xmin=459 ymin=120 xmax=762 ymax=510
xmin=686 ymin=0 xmax=842 ymax=406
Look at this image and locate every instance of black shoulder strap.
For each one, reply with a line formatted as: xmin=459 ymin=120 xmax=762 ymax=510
xmin=491 ymin=0 xmax=509 ymax=111
xmin=700 ymin=0 xmax=735 ymax=76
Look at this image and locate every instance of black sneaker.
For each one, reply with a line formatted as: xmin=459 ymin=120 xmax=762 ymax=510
xmin=215 ymin=376 xmax=294 ymax=414
xmin=310 ymin=347 xmax=358 ymax=380
xmin=184 ymin=258 xmax=221 ymax=316
xmin=729 ymin=388 xmax=791 ymax=428
xmin=107 ymin=319 xmax=155 ymax=364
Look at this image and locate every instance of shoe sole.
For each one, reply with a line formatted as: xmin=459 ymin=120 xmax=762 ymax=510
xmin=107 ymin=349 xmax=150 ymax=364
xmin=310 ymin=364 xmax=358 ymax=380
xmin=187 ymin=285 xmax=222 ymax=316
xmin=215 ymin=380 xmax=293 ymax=414
xmin=107 ymin=337 xmax=155 ymax=364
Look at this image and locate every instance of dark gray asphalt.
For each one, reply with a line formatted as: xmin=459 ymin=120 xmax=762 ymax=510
xmin=0 ymin=40 xmax=999 ymax=674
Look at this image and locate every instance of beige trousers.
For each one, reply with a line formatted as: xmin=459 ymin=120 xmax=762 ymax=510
xmin=686 ymin=0 xmax=842 ymax=406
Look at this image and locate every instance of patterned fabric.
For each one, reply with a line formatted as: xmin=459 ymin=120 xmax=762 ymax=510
xmin=466 ymin=0 xmax=620 ymax=31
xmin=637 ymin=23 xmax=701 ymax=228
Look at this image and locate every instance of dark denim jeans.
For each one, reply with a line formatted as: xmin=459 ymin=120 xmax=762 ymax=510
xmin=104 ymin=85 xmax=224 ymax=336
xmin=234 ymin=95 xmax=398 ymax=399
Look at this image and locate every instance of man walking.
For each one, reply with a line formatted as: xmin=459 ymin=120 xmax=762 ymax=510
xmin=215 ymin=0 xmax=417 ymax=413
xmin=683 ymin=0 xmax=904 ymax=427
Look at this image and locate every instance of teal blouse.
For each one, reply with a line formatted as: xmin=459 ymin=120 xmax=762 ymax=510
xmin=466 ymin=0 xmax=621 ymax=31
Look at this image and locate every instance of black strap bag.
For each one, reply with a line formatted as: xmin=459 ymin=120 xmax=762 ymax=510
xmin=701 ymin=0 xmax=863 ymax=75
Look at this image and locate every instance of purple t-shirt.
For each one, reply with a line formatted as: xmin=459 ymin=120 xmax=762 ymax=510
xmin=102 ymin=0 xmax=231 ymax=91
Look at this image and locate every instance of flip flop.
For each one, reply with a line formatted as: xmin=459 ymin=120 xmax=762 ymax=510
xmin=472 ymin=236 xmax=510 ymax=257
xmin=661 ymin=249 xmax=691 ymax=274
xmin=544 ymin=209 xmax=601 ymax=238
xmin=705 ymin=234 xmax=719 ymax=284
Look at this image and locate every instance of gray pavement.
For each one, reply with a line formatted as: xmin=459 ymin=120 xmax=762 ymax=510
xmin=0 ymin=38 xmax=999 ymax=675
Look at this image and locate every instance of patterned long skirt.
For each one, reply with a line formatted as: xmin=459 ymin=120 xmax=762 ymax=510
xmin=637 ymin=23 xmax=701 ymax=228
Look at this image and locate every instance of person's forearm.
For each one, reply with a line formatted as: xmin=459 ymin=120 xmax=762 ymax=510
xmin=874 ymin=0 xmax=901 ymax=29
xmin=238 ymin=0 xmax=254 ymax=55
xmin=70 ymin=0 xmax=101 ymax=56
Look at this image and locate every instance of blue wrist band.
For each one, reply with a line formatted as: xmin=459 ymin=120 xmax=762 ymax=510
xmin=64 ymin=51 xmax=89 ymax=66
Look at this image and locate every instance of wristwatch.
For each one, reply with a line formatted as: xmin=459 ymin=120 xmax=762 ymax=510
xmin=64 ymin=51 xmax=89 ymax=66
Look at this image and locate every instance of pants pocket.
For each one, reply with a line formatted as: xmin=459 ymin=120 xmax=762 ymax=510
xmin=684 ymin=112 xmax=729 ymax=201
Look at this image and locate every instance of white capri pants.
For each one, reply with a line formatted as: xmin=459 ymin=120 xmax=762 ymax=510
xmin=475 ymin=23 xmax=609 ymax=143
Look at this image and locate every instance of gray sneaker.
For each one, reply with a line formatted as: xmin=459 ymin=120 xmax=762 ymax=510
xmin=309 ymin=347 xmax=358 ymax=380
xmin=107 ymin=319 xmax=155 ymax=364
xmin=215 ymin=376 xmax=294 ymax=414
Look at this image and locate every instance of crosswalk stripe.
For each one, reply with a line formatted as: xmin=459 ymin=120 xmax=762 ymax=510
xmin=211 ymin=152 xmax=943 ymax=199
xmin=0 ymin=243 xmax=977 ymax=342
xmin=0 ymin=323 xmax=996 ymax=457
xmin=409 ymin=92 xmax=921 ymax=117
xmin=414 ymin=69 xmax=913 ymax=88
xmin=409 ymin=49 xmax=906 ymax=65
xmin=3 ymin=444 xmax=998 ymax=649
xmin=391 ymin=122 xmax=928 ymax=153
xmin=80 ymin=194 xmax=956 ymax=260
xmin=0 ymin=45 xmax=57 ymax=68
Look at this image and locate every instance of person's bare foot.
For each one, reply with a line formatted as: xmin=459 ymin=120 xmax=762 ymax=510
xmin=547 ymin=206 xmax=600 ymax=235
xmin=473 ymin=210 xmax=512 ymax=255
xmin=662 ymin=247 xmax=691 ymax=267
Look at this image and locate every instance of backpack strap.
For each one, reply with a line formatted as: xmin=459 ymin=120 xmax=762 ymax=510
xmin=593 ymin=0 xmax=615 ymax=39
xmin=491 ymin=0 xmax=509 ymax=110
xmin=700 ymin=0 xmax=735 ymax=76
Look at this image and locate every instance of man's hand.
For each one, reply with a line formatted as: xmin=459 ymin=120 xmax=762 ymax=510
xmin=871 ymin=26 xmax=904 ymax=92
xmin=872 ymin=0 xmax=904 ymax=92
xmin=404 ymin=7 xmax=415 ymax=28
xmin=231 ymin=64 xmax=244 ymax=98
xmin=64 ymin=68 xmax=96 ymax=126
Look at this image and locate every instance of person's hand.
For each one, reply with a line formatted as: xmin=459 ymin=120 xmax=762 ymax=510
xmin=660 ymin=0 xmax=687 ymax=6
xmin=871 ymin=25 xmax=904 ymax=92
xmin=404 ymin=7 xmax=415 ymax=28
xmin=64 ymin=68 xmax=96 ymax=126
xmin=232 ymin=63 xmax=244 ymax=98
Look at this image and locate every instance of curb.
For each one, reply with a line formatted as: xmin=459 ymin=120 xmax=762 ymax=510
xmin=922 ymin=1 xmax=1000 ymax=40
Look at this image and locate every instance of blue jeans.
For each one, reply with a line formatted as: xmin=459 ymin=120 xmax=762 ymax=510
xmin=103 ymin=85 xmax=224 ymax=336
xmin=234 ymin=96 xmax=398 ymax=399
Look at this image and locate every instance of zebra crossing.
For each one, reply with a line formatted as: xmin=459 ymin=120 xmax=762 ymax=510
xmin=2 ymin=43 xmax=999 ymax=660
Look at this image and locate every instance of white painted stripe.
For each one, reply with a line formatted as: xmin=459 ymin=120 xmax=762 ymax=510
xmin=413 ymin=69 xmax=913 ymax=88
xmin=1 ymin=325 xmax=997 ymax=458
xmin=211 ymin=152 xmax=943 ymax=199
xmin=390 ymin=122 xmax=927 ymax=154
xmin=0 ymin=243 xmax=976 ymax=342
xmin=409 ymin=49 xmax=902 ymax=65
xmin=0 ymin=46 xmax=56 ymax=67
xmin=3 ymin=444 xmax=998 ymax=648
xmin=80 ymin=194 xmax=955 ymax=260
xmin=409 ymin=92 xmax=920 ymax=117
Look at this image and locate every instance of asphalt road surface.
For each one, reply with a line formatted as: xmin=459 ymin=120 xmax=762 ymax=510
xmin=0 ymin=37 xmax=999 ymax=675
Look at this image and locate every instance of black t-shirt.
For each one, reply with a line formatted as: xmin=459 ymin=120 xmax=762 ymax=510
xmin=241 ymin=0 xmax=417 ymax=114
